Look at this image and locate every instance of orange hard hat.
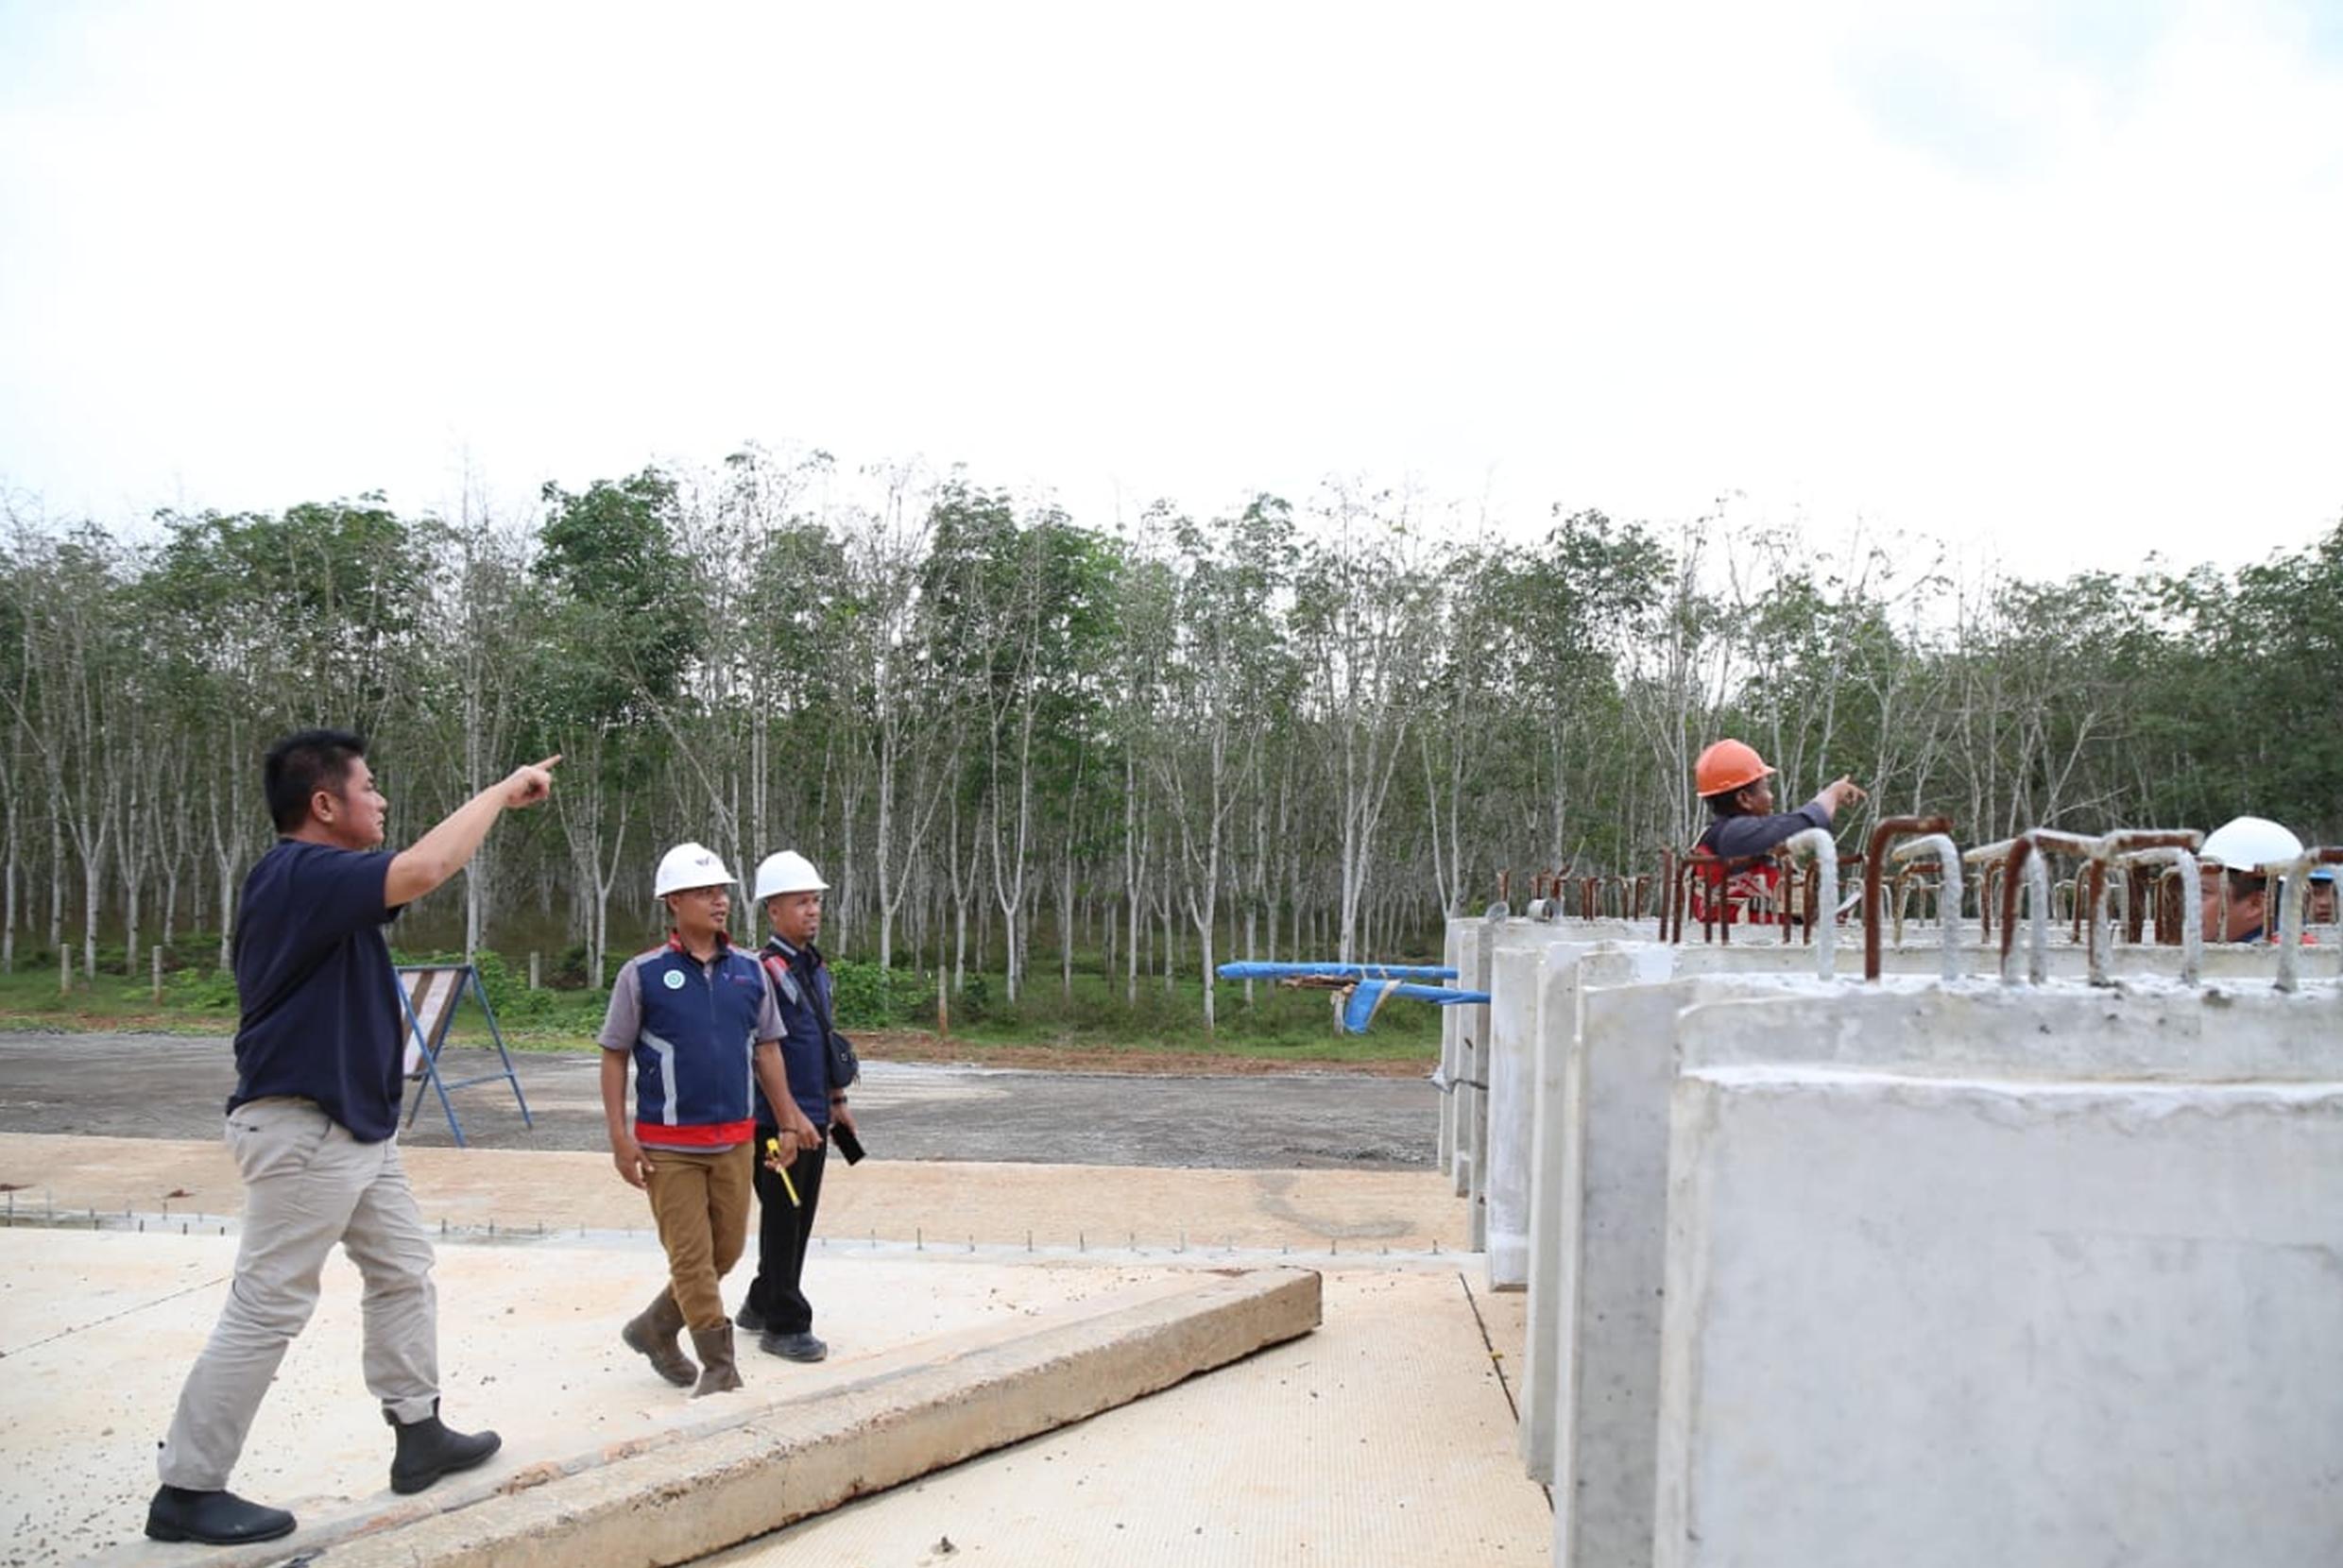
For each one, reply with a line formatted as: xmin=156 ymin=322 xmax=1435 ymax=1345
xmin=1695 ymin=739 xmax=1773 ymax=796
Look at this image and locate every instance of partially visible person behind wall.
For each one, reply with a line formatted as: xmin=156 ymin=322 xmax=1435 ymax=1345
xmin=2197 ymin=816 xmax=2304 ymax=944
xmin=1685 ymin=739 xmax=1866 ymax=927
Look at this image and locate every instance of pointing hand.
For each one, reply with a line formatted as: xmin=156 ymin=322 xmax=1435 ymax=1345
xmin=504 ymin=755 xmax=561 ymax=809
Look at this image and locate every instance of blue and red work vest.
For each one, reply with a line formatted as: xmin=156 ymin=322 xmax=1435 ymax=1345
xmin=1686 ymin=831 xmax=1786 ymax=926
xmin=625 ymin=936 xmax=772 ymax=1150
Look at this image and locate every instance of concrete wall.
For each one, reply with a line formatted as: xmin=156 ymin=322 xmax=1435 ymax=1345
xmin=1655 ymin=1060 xmax=2343 ymax=1568
xmin=1537 ymin=968 xmax=1826 ymax=1564
xmin=1451 ymin=919 xmax=1493 ymax=1227
xmin=1472 ymin=920 xmax=1691 ymax=1290
xmin=1439 ymin=917 xmax=1462 ymax=1178
xmin=1518 ymin=944 xmax=1676 ymax=1484
xmin=1536 ymin=978 xmax=2343 ymax=1568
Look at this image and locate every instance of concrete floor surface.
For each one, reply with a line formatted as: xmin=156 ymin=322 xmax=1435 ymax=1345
xmin=704 ymin=1271 xmax=1548 ymax=1568
xmin=0 ymin=1135 xmax=1530 ymax=1568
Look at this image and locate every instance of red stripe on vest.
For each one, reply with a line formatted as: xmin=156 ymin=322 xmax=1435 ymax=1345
xmin=636 ymin=1117 xmax=754 ymax=1149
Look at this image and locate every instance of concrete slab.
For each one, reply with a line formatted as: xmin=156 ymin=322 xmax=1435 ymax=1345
xmin=0 ymin=1136 xmax=1468 ymax=1256
xmin=699 ymin=1271 xmax=1551 ymax=1568
xmin=0 ymin=1129 xmax=1514 ymax=1568
xmin=5 ymin=1227 xmax=1269 ymax=1566
xmin=289 ymin=1267 xmax=1320 ymax=1568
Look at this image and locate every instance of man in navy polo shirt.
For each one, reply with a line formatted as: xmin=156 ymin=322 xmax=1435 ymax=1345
xmin=146 ymin=730 xmax=557 ymax=1547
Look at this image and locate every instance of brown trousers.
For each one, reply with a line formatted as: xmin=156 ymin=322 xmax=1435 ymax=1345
xmin=641 ymin=1142 xmax=754 ymax=1330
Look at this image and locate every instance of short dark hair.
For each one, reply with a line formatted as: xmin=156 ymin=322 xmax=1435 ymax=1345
xmin=2224 ymin=868 xmax=2266 ymax=899
xmin=264 ymin=729 xmax=368 ymax=831
xmin=1703 ymin=788 xmax=1750 ymax=820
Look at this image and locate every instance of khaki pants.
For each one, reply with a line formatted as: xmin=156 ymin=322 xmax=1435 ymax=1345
xmin=158 ymin=1098 xmax=439 ymax=1490
xmin=642 ymin=1143 xmax=754 ymax=1330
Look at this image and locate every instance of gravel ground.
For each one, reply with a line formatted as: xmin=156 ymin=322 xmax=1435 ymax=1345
xmin=0 ymin=1032 xmax=1442 ymax=1170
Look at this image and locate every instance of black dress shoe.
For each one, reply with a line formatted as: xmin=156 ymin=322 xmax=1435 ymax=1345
xmin=758 ymin=1329 xmax=828 ymax=1363
xmin=145 ymin=1485 xmax=297 ymax=1544
xmin=386 ymin=1402 xmax=503 ymax=1495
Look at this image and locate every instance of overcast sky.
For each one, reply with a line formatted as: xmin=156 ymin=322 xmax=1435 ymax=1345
xmin=2 ymin=1 xmax=2337 ymax=579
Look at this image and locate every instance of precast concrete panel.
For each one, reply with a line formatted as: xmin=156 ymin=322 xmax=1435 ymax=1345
xmin=1455 ymin=920 xmax=1493 ymax=1217
xmin=1540 ymin=975 xmax=2343 ymax=1568
xmin=1440 ymin=919 xmax=1462 ymax=1177
xmin=1485 ymin=943 xmax=1544 ymax=1289
xmin=1519 ymin=942 xmax=1674 ymax=1485
xmin=1482 ymin=923 xmax=1648 ymax=1290
xmin=1653 ymin=1064 xmax=2343 ymax=1568
xmin=1541 ymin=968 xmax=1823 ymax=1568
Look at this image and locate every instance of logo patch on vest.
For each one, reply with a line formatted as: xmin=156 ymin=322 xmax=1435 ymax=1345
xmin=663 ymin=970 xmax=687 ymax=990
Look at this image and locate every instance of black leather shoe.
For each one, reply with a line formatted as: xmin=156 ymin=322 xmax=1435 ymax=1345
xmin=385 ymin=1402 xmax=502 ymax=1495
xmin=758 ymin=1329 xmax=828 ymax=1363
xmin=733 ymin=1301 xmax=767 ymax=1333
xmin=145 ymin=1485 xmax=297 ymax=1544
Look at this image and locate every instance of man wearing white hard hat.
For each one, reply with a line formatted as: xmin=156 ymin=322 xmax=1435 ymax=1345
xmin=2197 ymin=816 xmax=2303 ymax=944
xmin=735 ymin=850 xmax=859 ymax=1364
xmin=597 ymin=843 xmax=815 ymax=1396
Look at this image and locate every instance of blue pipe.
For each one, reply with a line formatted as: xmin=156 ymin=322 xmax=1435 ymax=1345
xmin=1216 ymin=961 xmax=1460 ymax=981
xmin=1342 ymin=979 xmax=1491 ymax=1032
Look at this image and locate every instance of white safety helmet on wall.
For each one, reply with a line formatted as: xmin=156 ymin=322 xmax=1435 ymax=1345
xmin=753 ymin=850 xmax=829 ymax=902
xmin=654 ymin=842 xmax=735 ymax=897
xmin=2198 ymin=816 xmax=2304 ymax=873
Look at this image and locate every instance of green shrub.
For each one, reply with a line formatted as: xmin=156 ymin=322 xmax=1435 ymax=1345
xmin=828 ymin=961 xmax=925 ymax=1029
xmin=167 ymin=966 xmax=241 ymax=1011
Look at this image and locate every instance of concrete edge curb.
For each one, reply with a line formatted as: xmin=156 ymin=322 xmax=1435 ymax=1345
xmin=100 ymin=1266 xmax=1320 ymax=1568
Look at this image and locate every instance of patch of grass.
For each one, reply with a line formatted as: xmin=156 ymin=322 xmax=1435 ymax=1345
xmin=0 ymin=953 xmax=1444 ymax=1066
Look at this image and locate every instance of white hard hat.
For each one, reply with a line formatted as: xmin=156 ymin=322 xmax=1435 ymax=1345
xmin=2198 ymin=816 xmax=2304 ymax=873
xmin=753 ymin=850 xmax=829 ymax=902
xmin=654 ymin=842 xmax=735 ymax=897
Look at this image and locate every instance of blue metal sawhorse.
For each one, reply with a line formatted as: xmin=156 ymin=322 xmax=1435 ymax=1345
xmin=397 ymin=963 xmax=534 ymax=1148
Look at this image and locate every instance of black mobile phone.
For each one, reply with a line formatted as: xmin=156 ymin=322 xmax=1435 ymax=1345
xmin=831 ymin=1121 xmax=865 ymax=1165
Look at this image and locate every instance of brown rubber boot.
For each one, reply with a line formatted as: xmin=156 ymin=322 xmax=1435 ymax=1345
xmin=622 ymin=1290 xmax=696 ymax=1388
xmin=689 ymin=1322 xmax=743 ymax=1397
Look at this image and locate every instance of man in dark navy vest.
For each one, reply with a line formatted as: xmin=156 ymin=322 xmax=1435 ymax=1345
xmin=147 ymin=730 xmax=557 ymax=1547
xmin=735 ymin=849 xmax=858 ymax=1364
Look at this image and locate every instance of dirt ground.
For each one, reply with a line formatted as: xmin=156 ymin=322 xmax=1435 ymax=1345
xmin=0 ymin=1031 xmax=1443 ymax=1170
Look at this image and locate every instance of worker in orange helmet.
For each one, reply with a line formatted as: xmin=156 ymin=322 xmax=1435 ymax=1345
xmin=1686 ymin=741 xmax=1866 ymax=925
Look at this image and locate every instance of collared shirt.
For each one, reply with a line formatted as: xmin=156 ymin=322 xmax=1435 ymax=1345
xmin=228 ymin=840 xmax=405 ymax=1142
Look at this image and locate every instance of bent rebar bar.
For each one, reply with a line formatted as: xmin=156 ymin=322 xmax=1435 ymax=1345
xmin=2115 ymin=844 xmax=2202 ymax=986
xmin=1891 ymin=833 xmax=1964 ymax=981
xmin=2268 ymin=846 xmax=2343 ymax=993
xmin=1998 ymin=831 xmax=2093 ymax=985
xmin=1865 ymin=816 xmax=1953 ymax=981
xmin=2087 ymin=831 xmax=2201 ymax=987
xmin=1780 ymin=827 xmax=1839 ymax=979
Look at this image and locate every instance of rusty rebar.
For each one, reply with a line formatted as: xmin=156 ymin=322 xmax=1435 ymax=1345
xmin=1964 ymin=838 xmax=2018 ymax=947
xmin=2271 ymin=846 xmax=2343 ymax=992
xmin=2115 ymin=844 xmax=2201 ymax=985
xmin=1780 ymin=827 xmax=1840 ymax=978
xmin=1865 ymin=815 xmax=1953 ymax=980
xmin=2086 ymin=831 xmax=2200 ymax=986
xmin=1890 ymin=833 xmax=1965 ymax=980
